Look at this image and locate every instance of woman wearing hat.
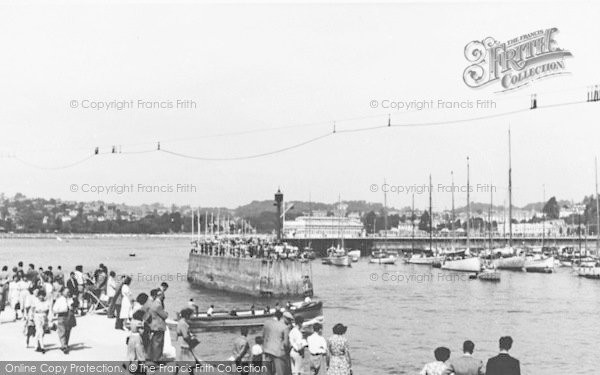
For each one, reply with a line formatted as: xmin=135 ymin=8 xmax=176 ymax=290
xmin=327 ymin=323 xmax=352 ymax=375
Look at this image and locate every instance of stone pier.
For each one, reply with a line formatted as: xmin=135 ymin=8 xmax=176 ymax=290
xmin=187 ymin=254 xmax=312 ymax=297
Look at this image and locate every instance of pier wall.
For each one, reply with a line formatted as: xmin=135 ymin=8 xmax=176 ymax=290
xmin=187 ymin=254 xmax=309 ymax=297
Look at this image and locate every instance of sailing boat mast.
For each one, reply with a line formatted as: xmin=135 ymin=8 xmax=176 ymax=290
xmin=384 ymin=179 xmax=388 ymax=248
xmin=338 ymin=194 xmax=343 ymax=249
xmin=594 ymin=157 xmax=600 ymax=256
xmin=489 ymin=182 xmax=493 ymax=251
xmin=508 ymin=129 xmax=513 ymax=248
xmin=429 ymin=174 xmax=433 ymax=252
xmin=466 ymin=157 xmax=471 ymax=251
xmin=411 ymin=193 xmax=415 ymax=252
xmin=451 ymin=171 xmax=455 ymax=250
xmin=542 ymin=184 xmax=546 ymax=249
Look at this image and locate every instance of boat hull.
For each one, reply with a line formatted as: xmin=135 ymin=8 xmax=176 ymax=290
xmin=327 ymin=256 xmax=351 ymax=267
xmin=478 ymin=270 xmax=501 ymax=281
xmin=577 ymin=267 xmax=600 ymax=279
xmin=369 ymin=256 xmax=396 ymax=265
xmin=441 ymin=257 xmax=482 ymax=273
xmin=492 ymin=256 xmax=525 ymax=270
xmin=406 ymin=256 xmax=444 ymax=265
xmin=524 ymin=257 xmax=555 ymax=273
xmin=186 ymin=301 xmax=324 ymax=330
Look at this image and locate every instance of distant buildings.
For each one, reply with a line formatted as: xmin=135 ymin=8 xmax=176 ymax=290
xmin=283 ymin=215 xmax=365 ymax=238
xmin=511 ymin=219 xmax=566 ymax=237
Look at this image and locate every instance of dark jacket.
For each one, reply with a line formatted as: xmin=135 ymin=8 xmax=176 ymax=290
xmin=148 ymin=298 xmax=168 ymax=331
xmin=485 ymin=353 xmax=520 ymax=375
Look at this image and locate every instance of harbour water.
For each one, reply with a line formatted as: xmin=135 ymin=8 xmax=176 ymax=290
xmin=1 ymin=237 xmax=598 ymax=374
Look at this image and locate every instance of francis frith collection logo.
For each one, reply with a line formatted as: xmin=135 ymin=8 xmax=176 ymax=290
xmin=463 ymin=28 xmax=572 ymax=91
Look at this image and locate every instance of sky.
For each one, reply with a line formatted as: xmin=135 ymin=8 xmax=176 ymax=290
xmin=0 ymin=1 xmax=599 ymax=211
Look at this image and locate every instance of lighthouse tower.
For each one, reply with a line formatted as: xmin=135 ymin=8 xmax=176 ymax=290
xmin=274 ymin=188 xmax=283 ymax=241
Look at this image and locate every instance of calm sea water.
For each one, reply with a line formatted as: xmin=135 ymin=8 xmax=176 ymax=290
xmin=1 ymin=237 xmax=598 ymax=374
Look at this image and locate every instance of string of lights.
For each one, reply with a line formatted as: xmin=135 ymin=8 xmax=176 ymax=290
xmin=3 ymin=86 xmax=599 ymax=170
xmin=1 ymin=84 xmax=595 ymax=155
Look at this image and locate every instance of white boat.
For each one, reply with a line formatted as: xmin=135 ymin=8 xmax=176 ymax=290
xmin=559 ymin=258 xmax=573 ymax=267
xmin=524 ymin=256 xmax=555 ymax=273
xmin=492 ymin=256 xmax=525 ymax=270
xmin=577 ymin=265 xmax=600 ymax=279
xmin=329 ymin=254 xmax=351 ymax=267
xmin=492 ymin=247 xmax=517 ymax=257
xmin=347 ymin=250 xmax=361 ymax=262
xmin=369 ymin=251 xmax=396 ymax=265
xmin=574 ymin=257 xmax=597 ymax=267
xmin=441 ymin=257 xmax=482 ymax=273
xmin=324 ymin=246 xmax=351 ymax=267
xmin=405 ymin=254 xmax=444 ymax=265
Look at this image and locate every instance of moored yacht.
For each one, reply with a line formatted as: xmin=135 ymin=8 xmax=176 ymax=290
xmin=524 ymin=256 xmax=555 ymax=273
xmin=324 ymin=246 xmax=351 ymax=267
xmin=441 ymin=256 xmax=482 ymax=273
xmin=369 ymin=250 xmax=396 ymax=264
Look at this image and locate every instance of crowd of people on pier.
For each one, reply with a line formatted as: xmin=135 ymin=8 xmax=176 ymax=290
xmin=190 ymin=237 xmax=308 ymax=260
xmin=420 ymin=337 xmax=521 ymax=375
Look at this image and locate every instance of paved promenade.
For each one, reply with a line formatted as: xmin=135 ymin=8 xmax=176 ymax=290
xmin=0 ymin=310 xmax=128 ymax=361
xmin=1 ymin=310 xmax=312 ymax=374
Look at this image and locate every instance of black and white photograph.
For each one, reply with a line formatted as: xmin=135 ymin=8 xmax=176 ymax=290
xmin=0 ymin=1 xmax=599 ymax=374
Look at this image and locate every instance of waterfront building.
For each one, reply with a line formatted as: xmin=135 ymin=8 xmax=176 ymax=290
xmin=283 ymin=215 xmax=365 ymax=238
xmin=506 ymin=219 xmax=566 ymax=237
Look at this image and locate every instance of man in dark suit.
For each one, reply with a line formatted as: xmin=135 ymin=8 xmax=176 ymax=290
xmin=443 ymin=340 xmax=484 ymax=375
xmin=262 ymin=310 xmax=290 ymax=375
xmin=485 ymin=336 xmax=521 ymax=375
xmin=147 ymin=288 xmax=169 ymax=362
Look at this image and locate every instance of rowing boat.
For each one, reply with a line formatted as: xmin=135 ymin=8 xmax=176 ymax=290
xmin=369 ymin=251 xmax=396 ymax=264
xmin=185 ymin=301 xmax=324 ymax=329
xmin=478 ymin=269 xmax=501 ymax=281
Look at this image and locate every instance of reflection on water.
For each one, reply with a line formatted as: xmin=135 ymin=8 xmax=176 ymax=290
xmin=0 ymin=237 xmax=598 ymax=374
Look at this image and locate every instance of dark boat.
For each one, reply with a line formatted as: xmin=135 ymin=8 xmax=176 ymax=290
xmin=186 ymin=301 xmax=323 ymax=329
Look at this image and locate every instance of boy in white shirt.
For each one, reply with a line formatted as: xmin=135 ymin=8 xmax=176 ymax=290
xmin=307 ymin=323 xmax=327 ymax=375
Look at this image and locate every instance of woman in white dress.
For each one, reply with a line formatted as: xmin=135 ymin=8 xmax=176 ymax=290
xmin=15 ymin=275 xmax=30 ymax=319
xmin=8 ymin=274 xmax=19 ymax=311
xmin=33 ymin=289 xmax=52 ymax=353
xmin=118 ymin=276 xmax=133 ymax=330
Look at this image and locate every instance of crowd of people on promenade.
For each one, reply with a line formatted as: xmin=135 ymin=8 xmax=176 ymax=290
xmin=190 ymin=237 xmax=308 ymax=260
xmin=217 ymin=310 xmax=351 ymax=375
xmin=420 ymin=337 xmax=521 ymax=375
xmin=3 ymin=260 xmax=522 ymax=375
xmin=0 ymin=262 xmax=86 ymax=354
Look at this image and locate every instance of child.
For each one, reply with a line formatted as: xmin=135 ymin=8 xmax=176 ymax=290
xmin=251 ymin=336 xmax=264 ymax=366
xmin=127 ymin=309 xmax=146 ymax=364
xmin=23 ymin=309 xmax=35 ymax=348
